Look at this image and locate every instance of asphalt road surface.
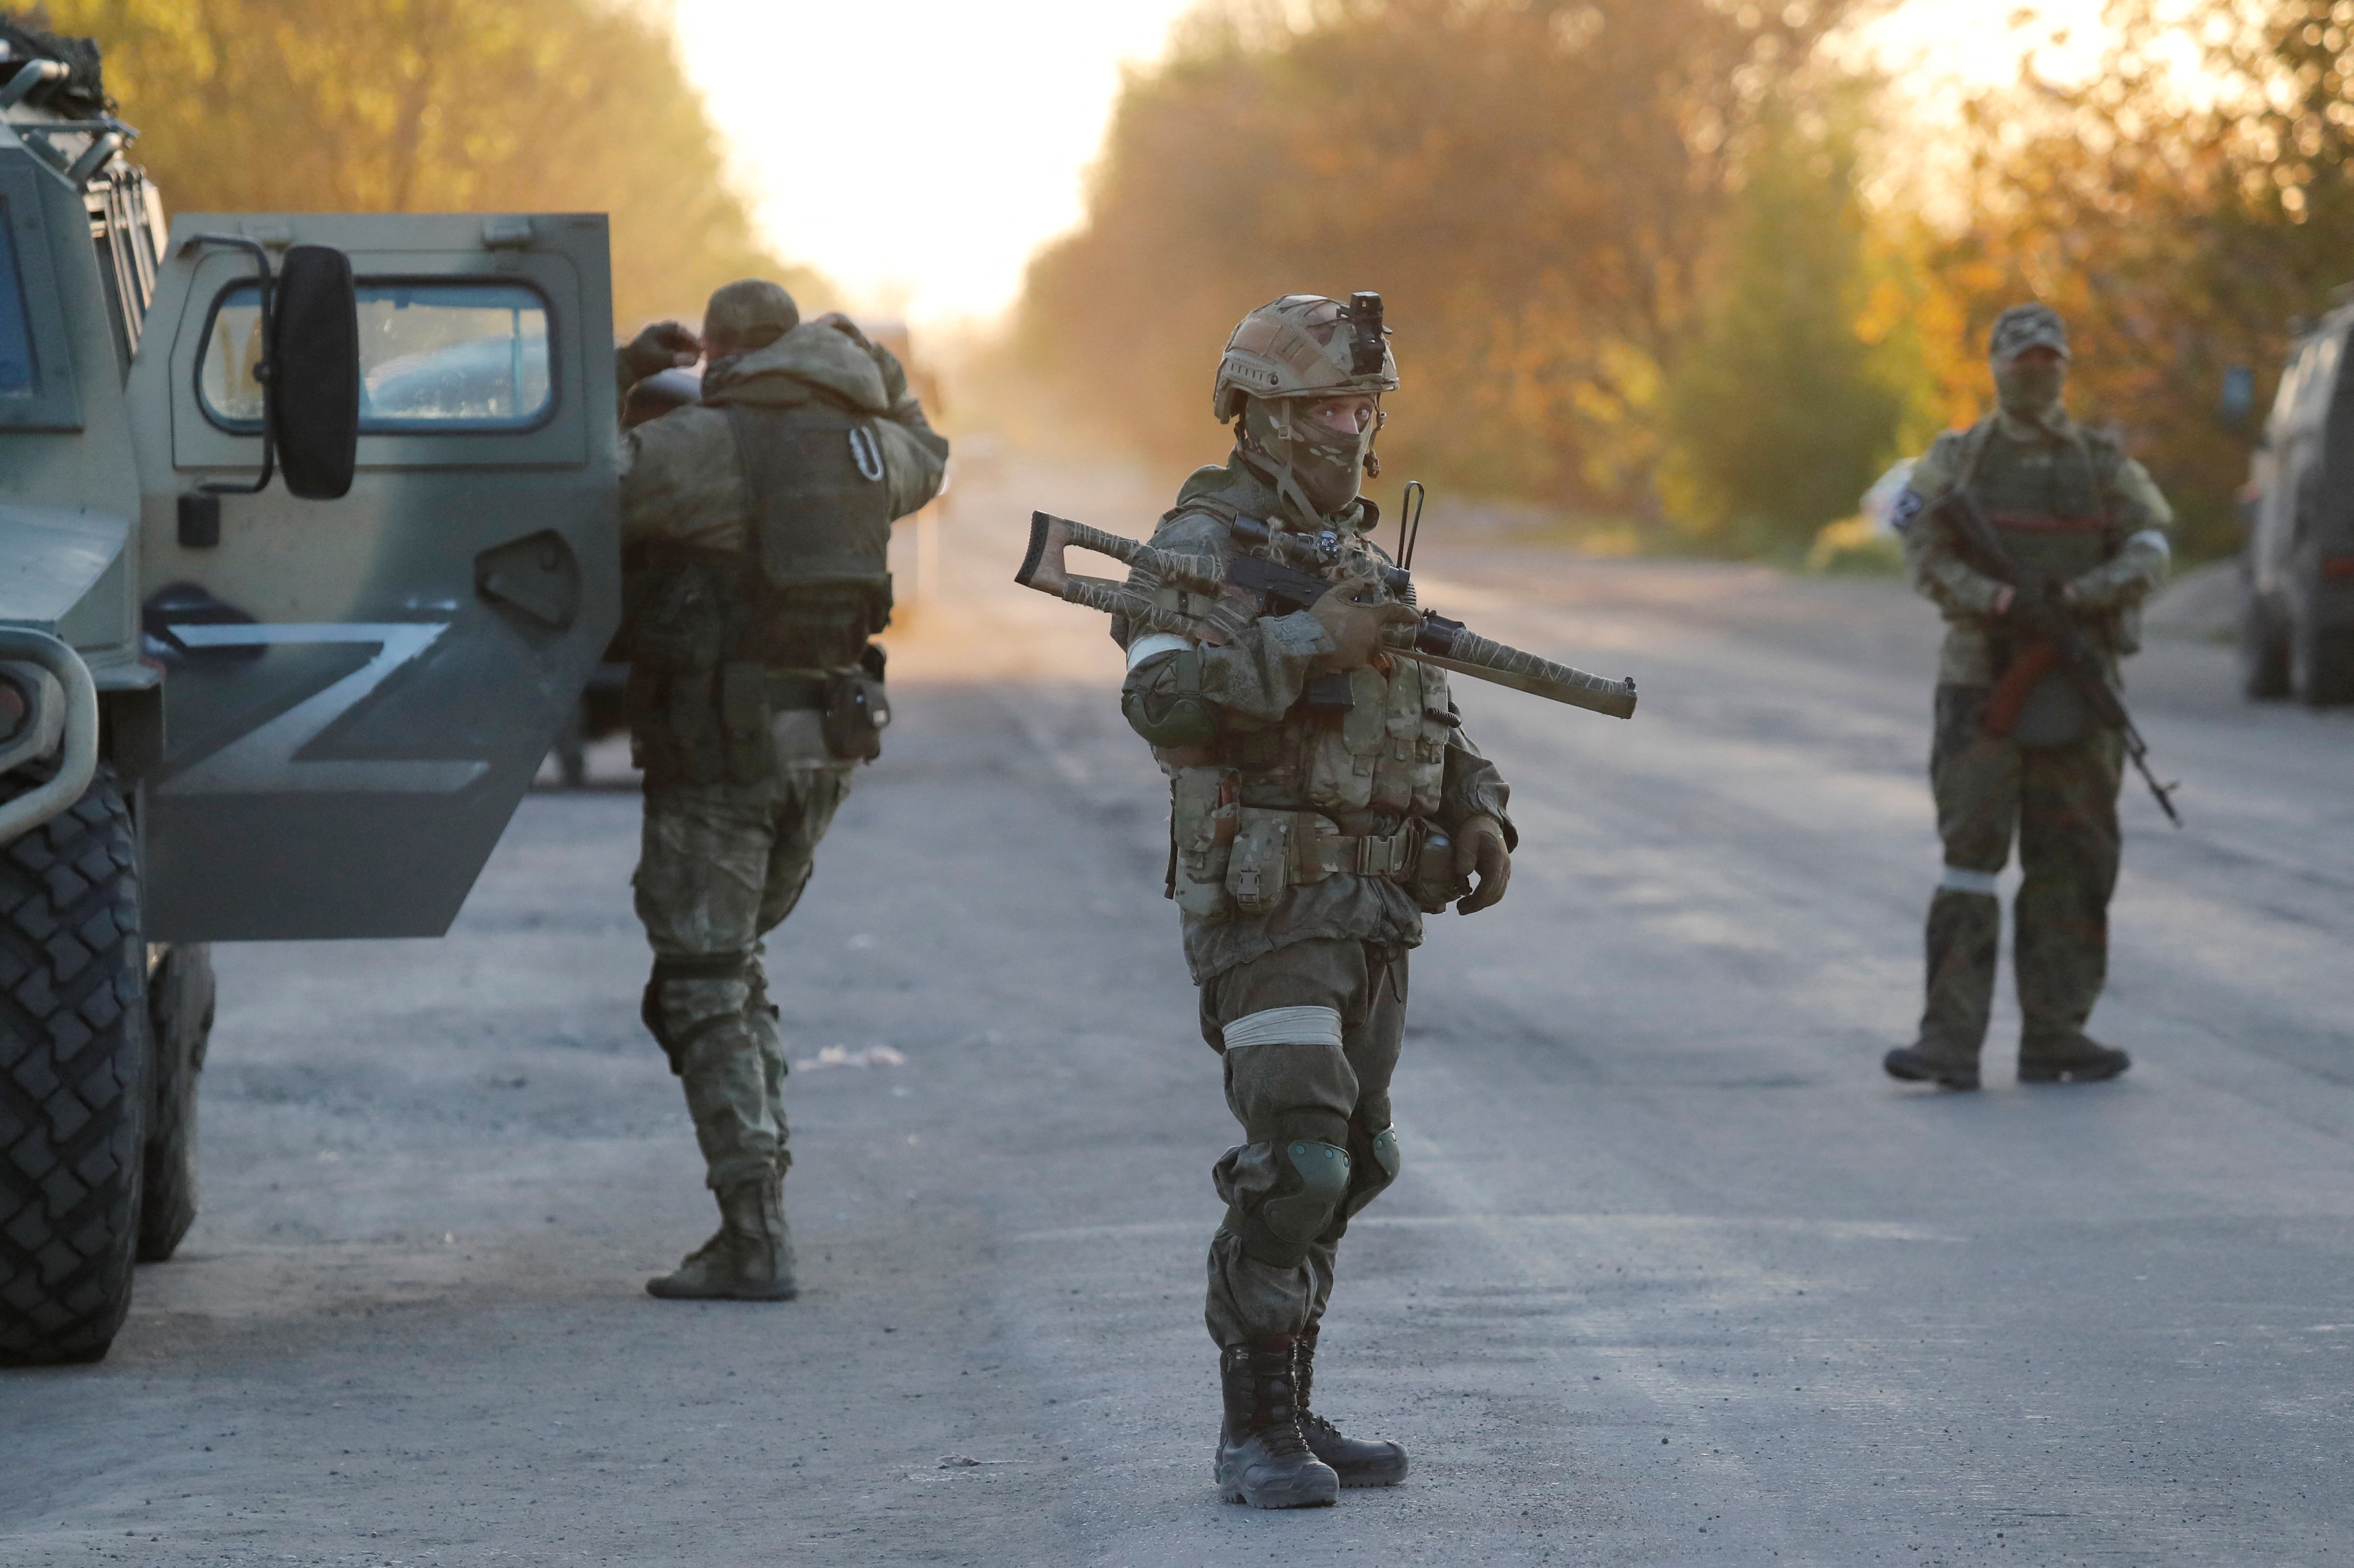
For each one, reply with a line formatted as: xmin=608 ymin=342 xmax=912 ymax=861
xmin=5 ymin=459 xmax=2351 ymax=1567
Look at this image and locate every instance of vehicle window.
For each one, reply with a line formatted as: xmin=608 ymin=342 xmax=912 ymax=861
xmin=199 ymin=280 xmax=552 ymax=431
xmin=0 ymin=202 xmax=37 ymax=399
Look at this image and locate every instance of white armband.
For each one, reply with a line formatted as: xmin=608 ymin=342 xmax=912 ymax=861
xmin=1125 ymin=632 xmax=1192 ymax=671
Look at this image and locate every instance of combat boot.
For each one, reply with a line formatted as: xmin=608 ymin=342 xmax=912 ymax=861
xmin=2019 ymin=1033 xmax=2130 ymax=1084
xmin=646 ymin=1178 xmax=798 ymax=1301
xmin=1214 ymin=1336 xmax=1339 ymax=1509
xmin=1293 ymin=1325 xmax=1408 ymax=1487
xmin=1882 ymin=1042 xmax=1981 ymax=1090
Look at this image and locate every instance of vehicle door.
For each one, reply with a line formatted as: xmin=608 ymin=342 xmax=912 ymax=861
xmin=127 ymin=212 xmax=618 ymax=940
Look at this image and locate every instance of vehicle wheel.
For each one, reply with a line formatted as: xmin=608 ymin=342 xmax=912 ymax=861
xmin=2290 ymin=613 xmax=2354 ymax=706
xmin=0 ymin=766 xmax=146 ymax=1367
xmin=2239 ymin=589 xmax=2291 ymax=699
xmin=137 ymin=943 xmax=214 ymax=1263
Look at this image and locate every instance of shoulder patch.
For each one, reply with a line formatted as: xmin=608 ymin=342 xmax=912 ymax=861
xmin=1889 ymin=487 xmax=1929 ymax=532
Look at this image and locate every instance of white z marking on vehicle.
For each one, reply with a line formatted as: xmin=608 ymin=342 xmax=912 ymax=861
xmin=159 ymin=622 xmax=491 ymax=794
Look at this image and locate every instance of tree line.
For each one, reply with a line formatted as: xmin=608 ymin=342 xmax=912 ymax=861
xmin=1019 ymin=0 xmax=2354 ymax=564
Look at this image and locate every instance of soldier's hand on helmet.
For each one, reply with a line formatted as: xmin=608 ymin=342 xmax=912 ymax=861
xmin=1308 ymin=586 xmax=1419 ymax=672
xmin=1453 ymin=813 xmax=1511 ymax=914
xmin=620 ymin=320 xmax=702 ymax=383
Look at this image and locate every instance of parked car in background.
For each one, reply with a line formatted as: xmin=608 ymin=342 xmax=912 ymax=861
xmin=2241 ymin=304 xmax=2354 ymax=704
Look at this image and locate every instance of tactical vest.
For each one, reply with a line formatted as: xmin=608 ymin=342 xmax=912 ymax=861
xmin=1959 ymin=420 xmax=2120 ymax=586
xmin=624 ymin=403 xmax=896 ymax=788
xmin=1155 ymin=505 xmax=1458 ymax=921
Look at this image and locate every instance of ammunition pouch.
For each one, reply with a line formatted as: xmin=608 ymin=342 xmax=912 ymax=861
xmin=1168 ymin=765 xmax=1241 ymax=921
xmin=642 ymin=951 xmax=754 ymax=1075
xmin=1222 ymin=807 xmax=1421 ymax=915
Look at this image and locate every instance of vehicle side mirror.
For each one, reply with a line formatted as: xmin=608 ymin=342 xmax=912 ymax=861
xmin=272 ymin=245 xmax=360 ymax=499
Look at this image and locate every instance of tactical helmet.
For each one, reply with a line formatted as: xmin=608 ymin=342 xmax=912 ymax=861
xmin=1213 ymin=293 xmax=1398 ymax=423
xmin=704 ymin=279 xmax=800 ymax=352
xmin=1990 ymin=303 xmax=2069 ymax=362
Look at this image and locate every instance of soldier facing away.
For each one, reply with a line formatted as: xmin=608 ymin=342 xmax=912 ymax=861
xmin=1117 ymin=295 xmax=1515 ymax=1508
xmin=1884 ymin=303 xmax=2172 ymax=1091
xmin=614 ymin=281 xmax=948 ymax=1298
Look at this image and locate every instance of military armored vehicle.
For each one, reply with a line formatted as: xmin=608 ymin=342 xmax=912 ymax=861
xmin=2241 ymin=303 xmax=2354 ymax=704
xmin=0 ymin=23 xmax=619 ymax=1364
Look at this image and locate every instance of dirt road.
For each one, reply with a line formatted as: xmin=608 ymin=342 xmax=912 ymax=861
xmin=5 ymin=459 xmax=2350 ymax=1565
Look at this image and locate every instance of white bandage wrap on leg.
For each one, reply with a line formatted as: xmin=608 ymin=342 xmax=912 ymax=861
xmin=1939 ymin=865 xmax=2001 ymax=897
xmin=1221 ymin=1005 xmax=1344 ymax=1050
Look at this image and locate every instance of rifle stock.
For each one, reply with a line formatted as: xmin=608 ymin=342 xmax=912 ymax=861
xmin=1019 ymin=510 xmax=1638 ymax=719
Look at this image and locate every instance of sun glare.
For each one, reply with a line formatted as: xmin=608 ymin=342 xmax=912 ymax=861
xmin=671 ymin=0 xmax=2117 ymax=331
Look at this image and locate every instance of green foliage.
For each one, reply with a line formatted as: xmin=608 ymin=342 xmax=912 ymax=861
xmin=33 ymin=0 xmax=825 ymax=328
xmin=1016 ymin=0 xmax=1863 ymax=512
xmin=1658 ymin=96 xmax=1913 ymax=555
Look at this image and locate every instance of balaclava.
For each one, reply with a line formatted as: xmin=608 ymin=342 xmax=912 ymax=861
xmin=1240 ymin=394 xmax=1381 ymax=523
xmin=1989 ymin=303 xmax=2070 ymax=431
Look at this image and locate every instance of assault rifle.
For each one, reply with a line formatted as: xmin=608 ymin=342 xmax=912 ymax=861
xmin=1014 ymin=510 xmax=1638 ymax=719
xmin=1927 ymin=487 xmax=2181 ymax=826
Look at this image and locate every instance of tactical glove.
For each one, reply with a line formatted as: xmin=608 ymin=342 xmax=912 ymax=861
xmin=1452 ymin=813 xmax=1511 ymax=914
xmin=620 ymin=320 xmax=702 ymax=385
xmin=1308 ymin=586 xmax=1419 ymax=672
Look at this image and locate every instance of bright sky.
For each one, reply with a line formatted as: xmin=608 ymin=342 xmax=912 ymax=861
xmin=672 ymin=0 xmax=2117 ymax=333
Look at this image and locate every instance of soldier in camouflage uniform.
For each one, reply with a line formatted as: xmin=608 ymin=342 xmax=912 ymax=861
xmin=614 ymin=281 xmax=947 ymax=1299
xmin=1118 ymin=295 xmax=1515 ymax=1507
xmin=1883 ymin=304 xmax=2172 ymax=1091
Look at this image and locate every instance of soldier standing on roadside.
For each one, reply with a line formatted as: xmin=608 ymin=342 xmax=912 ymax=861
xmin=1883 ymin=304 xmax=2172 ymax=1092
xmin=1117 ymin=295 xmax=1515 ymax=1508
xmin=614 ymin=281 xmax=947 ymax=1299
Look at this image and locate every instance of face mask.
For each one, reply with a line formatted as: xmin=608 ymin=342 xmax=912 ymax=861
xmin=1994 ymin=358 xmax=2066 ymax=424
xmin=1241 ymin=397 xmax=1376 ymax=521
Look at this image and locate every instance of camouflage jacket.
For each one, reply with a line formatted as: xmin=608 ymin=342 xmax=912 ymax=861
xmin=1896 ymin=409 xmax=2173 ymax=685
xmin=617 ymin=315 xmax=947 ymax=550
xmin=1119 ymin=454 xmax=1516 ymax=983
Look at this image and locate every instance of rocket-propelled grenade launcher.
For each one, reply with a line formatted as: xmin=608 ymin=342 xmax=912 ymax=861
xmin=1015 ymin=510 xmax=1638 ymax=720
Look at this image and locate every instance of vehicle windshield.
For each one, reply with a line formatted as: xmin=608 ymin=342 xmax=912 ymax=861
xmin=0 ymin=203 xmax=37 ymax=399
xmin=199 ymin=279 xmax=552 ymax=431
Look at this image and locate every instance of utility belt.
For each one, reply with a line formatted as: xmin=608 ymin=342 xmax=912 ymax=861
xmin=1168 ymin=773 xmax=1467 ymax=922
xmin=628 ymin=649 xmax=889 ymax=789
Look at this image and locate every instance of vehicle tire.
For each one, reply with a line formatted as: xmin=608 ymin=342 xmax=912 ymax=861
xmin=137 ymin=943 xmax=214 ymax=1263
xmin=0 ymin=766 xmax=147 ymax=1367
xmin=2290 ymin=611 xmax=2354 ymax=707
xmin=2239 ymin=587 xmax=2291 ymax=700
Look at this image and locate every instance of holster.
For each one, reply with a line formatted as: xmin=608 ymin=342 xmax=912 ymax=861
xmin=819 ymin=644 xmax=888 ymax=761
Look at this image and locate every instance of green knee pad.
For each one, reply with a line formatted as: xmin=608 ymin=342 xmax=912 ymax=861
xmin=1340 ymin=1124 xmax=1400 ymax=1221
xmin=1243 ymin=1140 xmax=1351 ymax=1267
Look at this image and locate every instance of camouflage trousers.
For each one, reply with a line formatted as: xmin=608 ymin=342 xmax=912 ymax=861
xmin=634 ymin=759 xmax=854 ymax=1189
xmin=1919 ymin=684 xmax=2123 ymax=1057
xmin=1196 ymin=937 xmax=1406 ymax=1349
